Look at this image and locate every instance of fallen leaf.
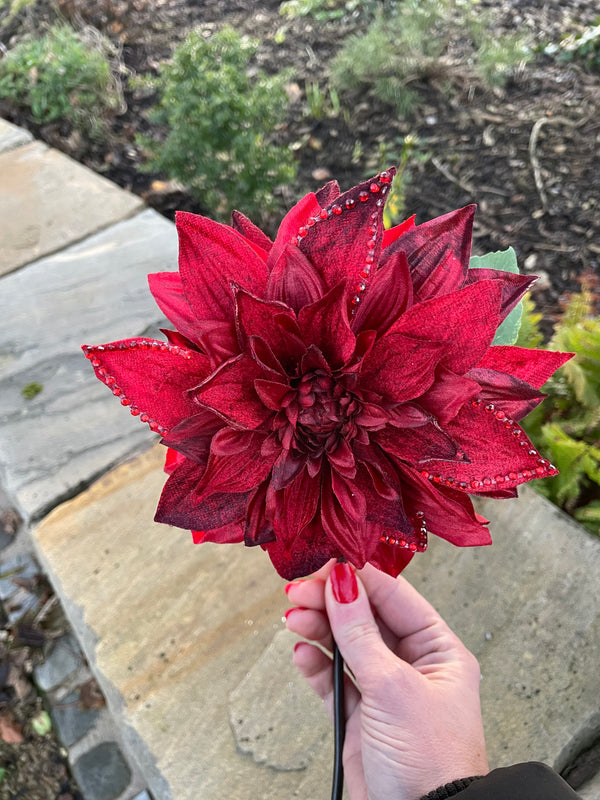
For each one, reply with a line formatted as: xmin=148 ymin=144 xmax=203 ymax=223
xmin=0 ymin=712 xmax=24 ymax=743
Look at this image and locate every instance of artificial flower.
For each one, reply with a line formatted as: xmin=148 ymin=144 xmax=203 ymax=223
xmin=83 ymin=170 xmax=571 ymax=579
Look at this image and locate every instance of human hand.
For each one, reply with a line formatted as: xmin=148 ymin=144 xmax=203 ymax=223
xmin=285 ymin=562 xmax=489 ymax=800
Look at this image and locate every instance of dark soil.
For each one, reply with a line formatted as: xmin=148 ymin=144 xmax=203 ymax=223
xmin=0 ymin=1 xmax=599 ymax=796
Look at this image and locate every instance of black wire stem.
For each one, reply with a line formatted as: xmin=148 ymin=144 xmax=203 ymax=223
xmin=331 ymin=638 xmax=346 ymax=800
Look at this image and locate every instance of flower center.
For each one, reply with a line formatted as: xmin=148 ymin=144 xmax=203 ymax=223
xmin=292 ymin=369 xmax=358 ymax=456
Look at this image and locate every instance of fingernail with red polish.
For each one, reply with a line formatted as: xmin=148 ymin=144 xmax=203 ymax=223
xmin=330 ymin=562 xmax=358 ymax=604
xmin=284 ymin=579 xmax=307 ymax=595
xmin=284 ymin=606 xmax=304 ymax=621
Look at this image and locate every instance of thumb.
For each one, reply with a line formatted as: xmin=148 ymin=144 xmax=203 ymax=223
xmin=326 ymin=562 xmax=396 ymax=689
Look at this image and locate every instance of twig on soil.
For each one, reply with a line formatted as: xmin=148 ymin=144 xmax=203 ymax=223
xmin=431 ymin=156 xmax=510 ymax=197
xmin=528 ymin=116 xmax=577 ymax=213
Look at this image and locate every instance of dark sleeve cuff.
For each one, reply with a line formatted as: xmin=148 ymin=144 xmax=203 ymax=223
xmin=419 ymin=762 xmax=581 ymax=800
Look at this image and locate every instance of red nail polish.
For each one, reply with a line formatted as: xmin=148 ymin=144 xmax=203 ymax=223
xmin=330 ymin=562 xmax=358 ymax=604
xmin=284 ymin=579 xmax=307 ymax=595
xmin=284 ymin=607 xmax=300 ymax=620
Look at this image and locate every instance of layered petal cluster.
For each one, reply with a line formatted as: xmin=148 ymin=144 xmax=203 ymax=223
xmin=83 ymin=170 xmax=571 ymax=579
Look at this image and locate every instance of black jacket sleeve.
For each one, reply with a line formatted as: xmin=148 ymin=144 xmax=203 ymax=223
xmin=419 ymin=762 xmax=581 ymax=800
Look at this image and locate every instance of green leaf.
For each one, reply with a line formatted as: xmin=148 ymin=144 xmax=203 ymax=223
xmin=31 ymin=710 xmax=52 ymax=736
xmin=574 ymin=500 xmax=600 ymax=534
xmin=469 ymin=248 xmax=522 ymax=346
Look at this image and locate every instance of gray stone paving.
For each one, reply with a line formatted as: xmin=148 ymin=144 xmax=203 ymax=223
xmin=0 ymin=207 xmax=177 ymax=518
xmin=0 ymin=140 xmax=143 ymax=276
xmin=0 ymin=117 xmax=32 ymax=154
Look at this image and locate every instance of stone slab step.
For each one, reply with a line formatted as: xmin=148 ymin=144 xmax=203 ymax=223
xmin=0 ymin=208 xmax=178 ymax=519
xmin=33 ymin=446 xmax=600 ymax=799
xmin=0 ymin=117 xmax=33 ymax=154
xmin=0 ymin=139 xmax=144 ymax=276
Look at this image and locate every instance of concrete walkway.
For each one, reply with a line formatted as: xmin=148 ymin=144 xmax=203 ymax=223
xmin=1 ymin=117 xmax=600 ymax=800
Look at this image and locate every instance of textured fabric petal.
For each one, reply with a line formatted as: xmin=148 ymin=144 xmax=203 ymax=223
xmin=155 ymin=457 xmax=248 ymax=534
xmin=193 ymin=319 xmax=239 ymax=367
xmin=464 ymin=269 xmax=537 ymax=320
xmin=422 ymin=401 xmax=558 ymax=490
xmin=192 ymin=522 xmax=244 ymax=545
xmin=396 ymin=462 xmax=492 ymax=547
xmin=390 ymin=280 xmax=503 ymax=374
xmin=375 ymin=420 xmax=465 ymax=465
xmin=191 ymin=353 xmax=273 ymax=429
xmin=315 ymin=180 xmax=341 ymax=206
xmin=196 ymin=430 xmax=276 ymax=498
xmin=383 ymin=205 xmax=475 ymax=293
xmin=268 ymin=192 xmax=321 ymax=272
xmin=265 ymin=244 xmax=326 ymax=314
xmin=352 ymin=251 xmax=413 ymax=338
xmin=263 ymin=512 xmax=339 ymax=580
xmin=230 ymin=210 xmax=273 ymax=254
xmin=82 ymin=339 xmax=210 ymax=432
xmin=235 ymin=289 xmax=305 ymax=368
xmin=418 ymin=366 xmax=481 ymax=425
xmin=360 ymin=333 xmax=445 ymax=403
xmin=244 ymin=481 xmax=276 ymax=545
xmin=467 ymin=367 xmax=546 ymax=420
xmin=161 ymin=409 xmax=223 ymax=465
xmin=476 ymin=346 xmax=573 ymax=389
xmin=414 ymin=248 xmax=465 ymax=303
xmin=299 ymin=171 xmax=395 ymax=294
xmin=369 ymin=542 xmax=414 ymax=578
xmin=164 ymin=447 xmax=185 ymax=475
xmin=298 ymin=282 xmax=356 ymax=369
xmin=176 ymin=211 xmax=268 ymax=321
xmin=381 ymin=215 xmax=416 ymax=248
xmin=148 ymin=272 xmax=204 ymax=346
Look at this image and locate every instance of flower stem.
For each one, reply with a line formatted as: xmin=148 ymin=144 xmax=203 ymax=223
xmin=331 ymin=638 xmax=345 ymax=800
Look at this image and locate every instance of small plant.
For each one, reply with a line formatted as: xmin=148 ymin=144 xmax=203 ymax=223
xmin=330 ymin=0 xmax=530 ymax=114
xmin=304 ymin=79 xmax=342 ymax=120
xmin=545 ymin=22 xmax=600 ymax=74
xmin=0 ymin=24 xmax=123 ymax=137
xmin=520 ymin=281 xmax=600 ymax=536
xmin=137 ymin=27 xmax=296 ymax=221
xmin=379 ymin=134 xmax=424 ymax=228
xmin=21 ymin=382 xmax=43 ymax=399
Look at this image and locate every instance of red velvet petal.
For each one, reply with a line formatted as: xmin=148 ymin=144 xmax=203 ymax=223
xmin=164 ymin=447 xmax=185 ymax=475
xmin=191 ymin=353 xmax=273 ymax=429
xmin=192 ymin=523 xmax=244 ymax=545
xmin=418 ymin=366 xmax=481 ymax=425
xmin=230 ymin=210 xmax=273 ymax=254
xmin=396 ymin=462 xmax=492 ymax=547
xmin=265 ymin=244 xmax=327 ymax=314
xmin=384 ymin=205 xmax=475 ymax=293
xmin=283 ymin=468 xmax=321 ymax=536
xmin=375 ymin=421 xmax=464 ymax=465
xmin=476 ymin=346 xmax=573 ymax=389
xmin=193 ymin=319 xmax=239 ymax=367
xmin=321 ymin=468 xmax=380 ymax=567
xmin=369 ymin=542 xmax=414 ymax=578
xmin=352 ymin=251 xmax=413 ymax=338
xmin=381 ymin=215 xmax=416 ymax=248
xmin=271 ymin=450 xmax=307 ymax=490
xmin=82 ymin=339 xmax=211 ymax=432
xmin=155 ymin=457 xmax=248 ymax=534
xmin=176 ymin=211 xmax=268 ymax=322
xmin=298 ymin=282 xmax=356 ymax=369
xmin=244 ymin=480 xmax=276 ymax=545
xmin=196 ymin=430 xmax=277 ymax=498
xmin=263 ymin=513 xmax=339 ymax=580
xmin=315 ymin=180 xmax=341 ymax=206
xmin=268 ymin=192 xmax=321 ymax=272
xmin=390 ymin=280 xmax=503 ymax=374
xmin=235 ymin=289 xmax=305 ymax=368
xmin=414 ymin=248 xmax=465 ymax=303
xmin=148 ymin=272 xmax=204 ymax=346
xmin=299 ymin=170 xmax=395 ymax=294
xmin=254 ymin=379 xmax=292 ymax=411
xmin=360 ymin=333 xmax=445 ymax=402
xmin=465 ymin=269 xmax=537 ymax=320
xmin=424 ymin=401 xmax=557 ymax=490
xmin=161 ymin=409 xmax=223 ymax=465
xmin=466 ymin=367 xmax=545 ymax=420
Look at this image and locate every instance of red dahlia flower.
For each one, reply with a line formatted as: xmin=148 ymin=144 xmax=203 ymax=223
xmin=83 ymin=171 xmax=571 ymax=579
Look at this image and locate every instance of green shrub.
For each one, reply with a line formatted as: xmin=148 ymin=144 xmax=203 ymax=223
xmin=520 ymin=285 xmax=600 ymax=535
xmin=330 ymin=0 xmax=530 ymax=114
xmin=279 ymin=0 xmax=370 ymax=21
xmin=137 ymin=27 xmax=296 ymax=221
xmin=0 ymin=24 xmax=122 ymax=137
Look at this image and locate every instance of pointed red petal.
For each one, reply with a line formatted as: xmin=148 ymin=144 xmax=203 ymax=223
xmin=368 ymin=542 xmax=414 ymax=578
xmin=352 ymin=251 xmax=412 ymax=338
xmin=82 ymin=339 xmax=210 ymax=432
xmin=299 ymin=170 xmax=396 ymax=294
xmin=298 ymin=282 xmax=356 ymax=369
xmin=421 ymin=401 xmax=558 ymax=490
xmin=196 ymin=429 xmax=276 ymax=498
xmin=263 ymin=512 xmax=338 ymax=580
xmin=161 ymin=409 xmax=223 ymax=465
xmin=265 ymin=244 xmax=326 ymax=313
xmin=191 ymin=353 xmax=272 ymax=429
xmin=465 ymin=269 xmax=537 ymax=320
xmin=321 ymin=468 xmax=380 ymax=567
xmin=414 ymin=249 xmax=465 ymax=303
xmin=390 ymin=280 xmax=503 ymax=374
xmin=245 ymin=481 xmax=276 ymax=545
xmin=467 ymin=367 xmax=545 ymax=420
xmin=418 ymin=366 xmax=481 ymax=425
xmin=235 ymin=289 xmax=305 ymax=368
xmin=148 ymin=272 xmax=204 ymax=346
xmin=476 ymin=346 xmax=573 ymax=389
xmin=231 ymin=210 xmax=273 ymax=254
xmin=382 ymin=214 xmax=416 ymax=248
xmin=384 ymin=205 xmax=475 ymax=293
xmin=268 ymin=192 xmax=321 ymax=271
xmin=155 ymin=457 xmax=248 ymax=535
xmin=315 ymin=180 xmax=340 ymax=206
xmin=192 ymin=523 xmax=244 ymax=545
xmin=176 ymin=211 xmax=268 ymax=322
xmin=375 ymin=420 xmax=464 ymax=464
xmin=360 ymin=333 xmax=445 ymax=402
